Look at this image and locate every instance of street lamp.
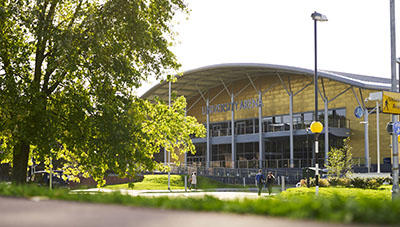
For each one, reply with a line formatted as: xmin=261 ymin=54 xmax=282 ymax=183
xmin=310 ymin=121 xmax=323 ymax=195
xmin=311 ymin=11 xmax=327 ymax=195
xmin=168 ymin=80 xmax=171 ymax=191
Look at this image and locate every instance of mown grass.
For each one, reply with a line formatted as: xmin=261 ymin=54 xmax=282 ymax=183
xmin=103 ymin=175 xmax=242 ymax=190
xmin=1 ymin=183 xmax=400 ymax=225
xmin=282 ymin=185 xmax=391 ymax=200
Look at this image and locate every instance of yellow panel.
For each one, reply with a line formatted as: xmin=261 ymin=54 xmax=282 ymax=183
xmin=383 ymin=91 xmax=400 ymax=114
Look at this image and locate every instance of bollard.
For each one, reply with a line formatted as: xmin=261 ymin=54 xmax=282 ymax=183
xmin=281 ymin=176 xmax=285 ymax=191
xmin=277 ymin=176 xmax=280 ymax=185
xmin=243 ymin=177 xmax=246 ymax=187
xmin=184 ymin=175 xmax=187 ymax=192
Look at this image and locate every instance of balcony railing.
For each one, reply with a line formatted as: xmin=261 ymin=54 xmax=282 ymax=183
xmin=207 ymin=118 xmax=350 ymax=138
xmin=186 ymin=159 xmax=327 ymax=169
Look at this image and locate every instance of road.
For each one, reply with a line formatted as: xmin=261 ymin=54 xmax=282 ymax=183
xmin=0 ymin=196 xmax=374 ymax=227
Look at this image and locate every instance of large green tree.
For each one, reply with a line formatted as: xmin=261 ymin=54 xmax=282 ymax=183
xmin=0 ymin=0 xmax=204 ymax=184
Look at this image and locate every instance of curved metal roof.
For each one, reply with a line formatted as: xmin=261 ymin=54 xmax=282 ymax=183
xmin=141 ymin=63 xmax=393 ymax=101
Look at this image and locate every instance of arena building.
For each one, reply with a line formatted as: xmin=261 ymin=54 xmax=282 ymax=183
xmin=142 ymin=63 xmax=396 ymax=171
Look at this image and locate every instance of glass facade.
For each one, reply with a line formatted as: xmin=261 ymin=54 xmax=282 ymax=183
xmin=187 ymin=108 xmax=348 ymax=168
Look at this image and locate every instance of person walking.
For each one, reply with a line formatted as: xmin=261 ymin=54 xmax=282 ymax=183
xmin=266 ymin=172 xmax=275 ymax=195
xmin=255 ymin=169 xmax=265 ymax=196
xmin=190 ymin=172 xmax=197 ymax=190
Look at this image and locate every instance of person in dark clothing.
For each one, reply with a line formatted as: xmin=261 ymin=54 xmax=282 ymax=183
xmin=266 ymin=172 xmax=275 ymax=195
xmin=255 ymin=169 xmax=265 ymax=196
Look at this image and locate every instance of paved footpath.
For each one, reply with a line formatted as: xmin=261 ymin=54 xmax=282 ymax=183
xmin=80 ymin=188 xmax=277 ymax=200
xmin=0 ymin=196 xmax=376 ymax=227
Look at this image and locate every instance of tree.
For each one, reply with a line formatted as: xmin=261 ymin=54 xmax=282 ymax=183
xmin=326 ymin=138 xmax=353 ymax=178
xmin=0 ymin=0 xmax=203 ymax=185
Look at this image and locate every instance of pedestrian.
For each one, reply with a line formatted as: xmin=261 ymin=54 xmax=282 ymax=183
xmin=188 ymin=174 xmax=192 ymax=190
xmin=190 ymin=172 xmax=197 ymax=190
xmin=255 ymin=169 xmax=265 ymax=196
xmin=266 ymin=172 xmax=275 ymax=195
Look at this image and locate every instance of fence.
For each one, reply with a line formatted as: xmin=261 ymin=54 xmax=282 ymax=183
xmin=189 ymin=159 xmax=327 ymax=169
xmin=169 ymin=164 xmax=303 ymax=185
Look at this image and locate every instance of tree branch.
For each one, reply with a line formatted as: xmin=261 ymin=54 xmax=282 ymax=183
xmin=33 ymin=0 xmax=59 ymax=91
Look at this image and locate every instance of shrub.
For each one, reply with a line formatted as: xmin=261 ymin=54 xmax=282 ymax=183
xmin=299 ymin=179 xmax=307 ymax=187
xmin=366 ymin=179 xmax=381 ymax=190
xmin=350 ymin=177 xmax=367 ymax=189
xmin=328 ymin=177 xmax=340 ymax=186
xmin=338 ymin=178 xmax=351 ymax=187
xmin=349 ymin=177 xmax=383 ymax=189
xmin=328 ymin=177 xmax=351 ymax=187
xmin=308 ymin=178 xmax=330 ymax=187
xmin=319 ymin=179 xmax=330 ymax=187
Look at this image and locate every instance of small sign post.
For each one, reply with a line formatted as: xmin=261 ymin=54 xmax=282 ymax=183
xmin=354 ymin=106 xmax=364 ymax=119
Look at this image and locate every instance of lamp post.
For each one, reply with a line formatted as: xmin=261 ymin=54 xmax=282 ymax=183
xmin=168 ymin=80 xmax=171 ymax=191
xmin=390 ymin=0 xmax=399 ymax=199
xmin=311 ymin=11 xmax=327 ymax=195
xmin=310 ymin=121 xmax=323 ymax=195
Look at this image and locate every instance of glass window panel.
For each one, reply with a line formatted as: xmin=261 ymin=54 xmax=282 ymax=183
xmin=282 ymin=115 xmax=290 ymax=124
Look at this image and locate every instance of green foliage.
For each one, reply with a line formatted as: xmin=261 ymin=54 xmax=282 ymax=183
xmin=326 ymin=138 xmax=354 ymax=177
xmin=350 ymin=177 xmax=382 ymax=190
xmin=1 ymin=183 xmax=400 ymax=224
xmin=327 ymin=177 xmax=390 ymax=189
xmin=0 ymin=0 xmax=205 ymax=185
xmin=306 ymin=178 xmax=330 ymax=187
xmin=327 ymin=177 xmax=351 ymax=187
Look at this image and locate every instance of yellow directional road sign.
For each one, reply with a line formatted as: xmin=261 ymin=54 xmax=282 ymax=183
xmin=382 ymin=91 xmax=400 ymax=114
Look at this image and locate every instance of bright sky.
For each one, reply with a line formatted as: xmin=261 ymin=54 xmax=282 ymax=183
xmin=137 ymin=0 xmax=400 ymax=96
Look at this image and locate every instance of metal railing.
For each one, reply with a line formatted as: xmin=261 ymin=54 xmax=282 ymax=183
xmin=186 ymin=159 xmax=326 ymax=169
xmin=167 ymin=163 xmax=304 ymax=185
xmin=207 ymin=118 xmax=350 ymax=138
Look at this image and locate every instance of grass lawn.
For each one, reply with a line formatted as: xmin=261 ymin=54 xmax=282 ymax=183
xmin=282 ymin=185 xmax=391 ymax=200
xmin=103 ymin=174 xmax=243 ymax=190
xmin=1 ymin=182 xmax=399 ymax=225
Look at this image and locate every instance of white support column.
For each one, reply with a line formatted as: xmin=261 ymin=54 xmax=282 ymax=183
xmin=258 ymin=91 xmax=263 ymax=168
xmin=324 ymin=99 xmax=329 ymax=166
xmin=289 ymin=92 xmax=294 ymax=168
xmin=206 ymin=98 xmax=210 ymax=168
xmin=364 ymin=108 xmax=370 ymax=172
xmin=231 ymin=93 xmax=236 ymax=169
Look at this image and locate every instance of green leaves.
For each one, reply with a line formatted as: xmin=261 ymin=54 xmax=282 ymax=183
xmin=327 ymin=138 xmax=354 ymax=178
xmin=0 ymin=0 xmax=190 ymax=184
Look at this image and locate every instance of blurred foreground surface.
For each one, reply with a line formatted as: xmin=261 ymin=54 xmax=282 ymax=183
xmin=0 ymin=196 xmax=372 ymax=227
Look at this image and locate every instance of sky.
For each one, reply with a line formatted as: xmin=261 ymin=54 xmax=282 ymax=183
xmin=137 ymin=0 xmax=400 ymax=96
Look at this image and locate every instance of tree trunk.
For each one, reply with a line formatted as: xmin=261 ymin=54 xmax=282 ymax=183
xmin=12 ymin=141 xmax=30 ymax=184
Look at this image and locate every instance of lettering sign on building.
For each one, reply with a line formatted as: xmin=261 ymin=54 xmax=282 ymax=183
xmin=202 ymin=97 xmax=262 ymax=115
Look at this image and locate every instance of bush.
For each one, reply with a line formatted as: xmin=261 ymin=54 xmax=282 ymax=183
xmin=308 ymin=178 xmax=330 ymax=187
xmin=350 ymin=177 xmax=383 ymax=189
xmin=328 ymin=177 xmax=340 ymax=186
xmin=328 ymin=177 xmax=350 ymax=187
xmin=338 ymin=178 xmax=351 ymax=187
xmin=366 ymin=179 xmax=381 ymax=190
xmin=319 ymin=179 xmax=330 ymax=187
xmin=299 ymin=179 xmax=307 ymax=187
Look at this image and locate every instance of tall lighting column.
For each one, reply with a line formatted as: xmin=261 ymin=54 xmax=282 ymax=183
xmin=390 ymin=0 xmax=399 ymax=198
xmin=168 ymin=80 xmax=171 ymax=191
xmin=311 ymin=11 xmax=327 ymax=195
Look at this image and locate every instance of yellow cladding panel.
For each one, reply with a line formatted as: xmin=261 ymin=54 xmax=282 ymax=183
xmin=186 ymin=74 xmax=392 ymax=164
